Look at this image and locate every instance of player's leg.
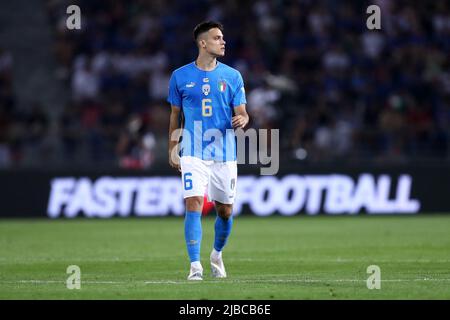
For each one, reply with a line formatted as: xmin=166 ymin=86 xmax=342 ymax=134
xmin=180 ymin=156 xmax=209 ymax=280
xmin=185 ymin=196 xmax=204 ymax=280
xmin=213 ymin=201 xmax=233 ymax=254
xmin=210 ymin=201 xmax=233 ymax=277
xmin=208 ymin=161 xmax=237 ymax=278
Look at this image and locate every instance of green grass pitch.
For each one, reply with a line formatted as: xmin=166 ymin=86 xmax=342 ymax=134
xmin=0 ymin=215 xmax=449 ymax=299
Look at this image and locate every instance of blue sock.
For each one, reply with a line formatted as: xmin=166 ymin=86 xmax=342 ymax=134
xmin=185 ymin=211 xmax=202 ymax=262
xmin=214 ymin=215 xmax=233 ymax=252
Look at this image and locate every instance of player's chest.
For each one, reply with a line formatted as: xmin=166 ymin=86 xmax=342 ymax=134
xmin=180 ymin=76 xmax=232 ymax=101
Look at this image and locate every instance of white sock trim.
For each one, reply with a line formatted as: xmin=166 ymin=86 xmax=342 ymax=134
xmin=191 ymin=261 xmax=202 ymax=269
xmin=211 ymin=249 xmax=222 ymax=259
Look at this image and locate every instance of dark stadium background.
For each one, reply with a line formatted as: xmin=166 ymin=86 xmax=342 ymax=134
xmin=1 ymin=0 xmax=449 ymax=168
xmin=1 ymin=0 xmax=449 ymax=217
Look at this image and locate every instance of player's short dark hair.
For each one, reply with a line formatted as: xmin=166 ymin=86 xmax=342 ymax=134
xmin=193 ymin=21 xmax=224 ymax=42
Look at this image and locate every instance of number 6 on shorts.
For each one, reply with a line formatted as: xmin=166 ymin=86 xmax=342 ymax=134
xmin=184 ymin=172 xmax=193 ymax=190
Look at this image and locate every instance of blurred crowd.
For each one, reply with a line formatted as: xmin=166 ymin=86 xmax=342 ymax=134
xmin=1 ymin=0 xmax=450 ymax=168
xmin=0 ymin=48 xmax=14 ymax=167
xmin=0 ymin=48 xmax=53 ymax=168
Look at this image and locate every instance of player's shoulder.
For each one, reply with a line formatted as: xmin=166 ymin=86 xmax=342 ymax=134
xmin=218 ymin=62 xmax=242 ymax=77
xmin=171 ymin=62 xmax=196 ymax=77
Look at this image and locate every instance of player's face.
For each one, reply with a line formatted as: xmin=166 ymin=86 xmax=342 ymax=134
xmin=204 ymin=28 xmax=226 ymax=57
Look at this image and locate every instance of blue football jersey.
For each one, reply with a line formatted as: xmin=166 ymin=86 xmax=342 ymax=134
xmin=167 ymin=61 xmax=246 ymax=161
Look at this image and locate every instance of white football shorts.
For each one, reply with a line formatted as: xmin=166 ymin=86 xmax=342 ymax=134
xmin=180 ymin=156 xmax=237 ymax=204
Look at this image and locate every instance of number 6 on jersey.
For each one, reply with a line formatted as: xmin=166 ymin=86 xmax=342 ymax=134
xmin=202 ymin=98 xmax=212 ymax=117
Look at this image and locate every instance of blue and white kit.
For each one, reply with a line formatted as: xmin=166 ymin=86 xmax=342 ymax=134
xmin=168 ymin=61 xmax=246 ymax=203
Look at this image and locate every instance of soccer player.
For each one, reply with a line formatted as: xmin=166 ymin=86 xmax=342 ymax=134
xmin=167 ymin=21 xmax=249 ymax=280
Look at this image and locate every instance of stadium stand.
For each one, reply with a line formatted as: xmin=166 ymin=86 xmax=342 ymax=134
xmin=0 ymin=0 xmax=449 ymax=168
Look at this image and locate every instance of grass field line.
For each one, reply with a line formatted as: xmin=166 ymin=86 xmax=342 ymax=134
xmin=1 ymin=258 xmax=450 ymax=264
xmin=2 ymin=278 xmax=450 ymax=285
xmin=232 ymin=258 xmax=450 ymax=263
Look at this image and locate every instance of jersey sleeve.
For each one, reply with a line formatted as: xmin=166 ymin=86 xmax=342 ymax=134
xmin=232 ymin=71 xmax=247 ymax=107
xmin=167 ymin=72 xmax=182 ymax=107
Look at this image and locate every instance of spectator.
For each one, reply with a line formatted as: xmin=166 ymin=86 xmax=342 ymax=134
xmin=28 ymin=0 xmax=450 ymax=167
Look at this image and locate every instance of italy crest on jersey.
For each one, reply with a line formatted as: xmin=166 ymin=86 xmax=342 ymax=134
xmin=218 ymin=80 xmax=227 ymax=92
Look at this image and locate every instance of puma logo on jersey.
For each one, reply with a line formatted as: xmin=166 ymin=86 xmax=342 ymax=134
xmin=186 ymin=82 xmax=195 ymax=88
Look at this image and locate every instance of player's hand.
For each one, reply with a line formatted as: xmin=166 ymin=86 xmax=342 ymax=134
xmin=168 ymin=152 xmax=181 ymax=172
xmin=232 ymin=115 xmax=248 ymax=129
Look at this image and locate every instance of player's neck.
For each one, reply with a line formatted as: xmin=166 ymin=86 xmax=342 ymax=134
xmin=195 ymin=55 xmax=218 ymax=71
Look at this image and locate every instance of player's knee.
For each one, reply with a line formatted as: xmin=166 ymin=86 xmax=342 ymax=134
xmin=217 ymin=205 xmax=233 ymax=220
xmin=185 ymin=196 xmax=204 ymax=212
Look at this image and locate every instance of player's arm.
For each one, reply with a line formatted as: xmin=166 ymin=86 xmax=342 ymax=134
xmin=232 ymin=104 xmax=249 ymax=129
xmin=168 ymin=105 xmax=182 ymax=172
